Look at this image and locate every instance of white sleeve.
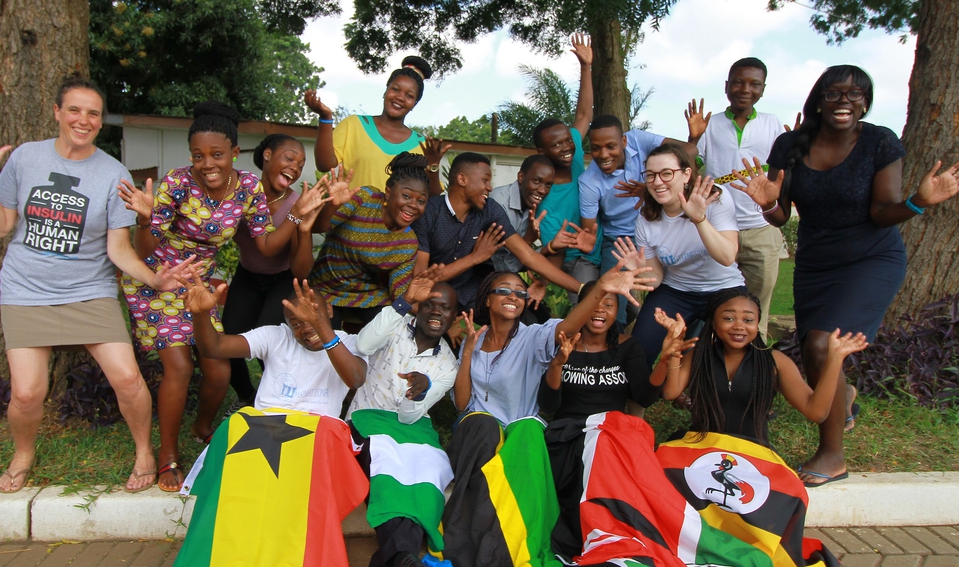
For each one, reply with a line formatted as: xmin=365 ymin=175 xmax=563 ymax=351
xmin=241 ymin=326 xmax=282 ymax=361
xmin=708 ymin=194 xmax=739 ymax=232
xmin=397 ymin=364 xmax=457 ymax=425
xmin=356 ymin=306 xmax=407 ymax=355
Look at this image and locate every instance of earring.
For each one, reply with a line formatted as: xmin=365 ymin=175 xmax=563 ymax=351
xmin=684 ymin=183 xmax=689 ymax=191
xmin=862 ymin=106 xmax=868 ymax=113
xmin=233 ymin=157 xmax=238 ymax=162
xmin=816 ymin=107 xmax=821 ymax=113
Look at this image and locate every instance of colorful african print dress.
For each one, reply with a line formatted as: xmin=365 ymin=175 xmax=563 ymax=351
xmin=122 ymin=167 xmax=274 ymax=351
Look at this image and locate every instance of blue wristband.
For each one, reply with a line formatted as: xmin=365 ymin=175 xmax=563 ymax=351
xmin=318 ymin=118 xmax=334 ymax=124
xmin=905 ymin=195 xmax=925 ymax=215
xmin=322 ymin=335 xmax=340 ymax=350
xmin=412 ymin=375 xmax=431 ymax=402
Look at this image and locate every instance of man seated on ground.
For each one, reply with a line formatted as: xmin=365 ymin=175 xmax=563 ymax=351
xmin=346 ymin=267 xmax=459 ymax=567
xmin=580 ymin=114 xmax=699 ymax=326
xmin=411 ymin=152 xmax=584 ymax=313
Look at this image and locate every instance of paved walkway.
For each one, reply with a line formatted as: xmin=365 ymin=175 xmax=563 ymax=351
xmin=0 ymin=526 xmax=955 ymax=566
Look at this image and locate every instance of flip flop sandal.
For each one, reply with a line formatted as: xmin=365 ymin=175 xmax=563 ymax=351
xmin=0 ymin=464 xmax=33 ymax=494
xmin=798 ymin=466 xmax=849 ymax=488
xmin=157 ymin=462 xmax=184 ymax=493
xmin=192 ymin=426 xmax=214 ymax=445
xmin=845 ymin=402 xmax=861 ymax=433
xmin=124 ymin=469 xmax=157 ymax=493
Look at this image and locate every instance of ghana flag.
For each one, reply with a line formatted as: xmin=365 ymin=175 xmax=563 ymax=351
xmin=176 ymin=407 xmax=369 ymax=567
xmin=577 ymin=411 xmax=773 ymax=567
xmin=351 ymin=408 xmax=453 ymax=552
xmin=656 ymin=432 xmax=839 ymax=567
xmin=439 ymin=413 xmax=562 ymax=567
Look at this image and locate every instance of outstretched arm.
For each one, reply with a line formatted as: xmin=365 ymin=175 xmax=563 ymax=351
xmin=179 ymin=266 xmax=252 ymax=359
xmin=779 ymin=330 xmax=868 ymax=423
xmin=305 ymin=90 xmax=338 ymax=172
xmin=570 ymin=33 xmax=593 ymax=136
xmin=556 ymin=258 xmax=655 ymax=340
xmin=452 ymin=309 xmax=486 ymax=411
xmin=870 ymin=159 xmax=959 ymax=228
xmin=505 ymin=234 xmax=582 ymax=293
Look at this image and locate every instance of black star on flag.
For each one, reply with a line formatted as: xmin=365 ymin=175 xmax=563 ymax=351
xmin=227 ymin=412 xmax=313 ymax=478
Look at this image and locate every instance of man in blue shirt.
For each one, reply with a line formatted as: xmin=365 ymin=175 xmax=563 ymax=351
xmin=579 ymin=114 xmax=698 ymax=325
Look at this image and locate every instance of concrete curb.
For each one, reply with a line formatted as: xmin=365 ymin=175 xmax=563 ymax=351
xmin=1 ymin=472 xmax=957 ymax=541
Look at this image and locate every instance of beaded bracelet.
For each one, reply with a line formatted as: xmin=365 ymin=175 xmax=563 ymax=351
xmin=322 ymin=335 xmax=340 ymax=350
xmin=287 ymin=212 xmax=303 ymax=225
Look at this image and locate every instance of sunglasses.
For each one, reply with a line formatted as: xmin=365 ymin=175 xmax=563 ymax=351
xmin=488 ymin=287 xmax=529 ymax=300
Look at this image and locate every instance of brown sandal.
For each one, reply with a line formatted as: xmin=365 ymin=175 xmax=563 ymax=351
xmin=157 ymin=462 xmax=184 ymax=493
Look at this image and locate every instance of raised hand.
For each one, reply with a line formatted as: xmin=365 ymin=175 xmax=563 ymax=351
xmin=730 ymin=156 xmax=781 ymax=210
xmin=678 ymin=174 xmax=718 ymax=223
xmin=291 ymin=177 xmax=335 ymax=221
xmin=470 ymin=224 xmax=507 ymax=262
xmin=460 ymin=309 xmax=488 ymax=353
xmin=596 ymin=258 xmax=656 ymax=306
xmin=281 ymin=278 xmax=329 ymax=328
xmin=554 ymin=330 xmax=580 ymax=364
xmin=447 ymin=313 xmax=468 ymax=350
xmin=304 ymin=89 xmax=333 ymax=120
xmin=0 ymin=145 xmax=11 ymax=163
xmin=568 ymin=222 xmax=597 ymax=252
xmin=323 ymin=165 xmax=359 ymax=207
xmin=118 ymin=179 xmax=154 ymax=220
xmin=570 ymin=33 xmax=592 ymax=66
xmin=176 ymin=264 xmax=222 ymax=314
xmin=912 ymin=159 xmax=959 ymax=208
xmin=404 ymin=264 xmax=445 ymax=304
xmin=656 ymin=309 xmax=696 ymax=359
xmin=528 ymin=206 xmax=547 ymax=240
xmin=611 ymin=236 xmax=646 ymax=272
xmin=155 ymin=255 xmax=198 ymax=291
xmin=527 ymin=275 xmax=547 ymax=310
xmin=784 ymin=112 xmax=802 ymax=132
xmin=398 ymin=371 xmax=430 ymax=400
xmin=420 ymin=136 xmax=451 ymax=169
xmin=685 ymin=98 xmax=712 ymax=141
xmin=614 ymin=179 xmax=647 ymax=210
xmin=827 ymin=329 xmax=869 ymax=359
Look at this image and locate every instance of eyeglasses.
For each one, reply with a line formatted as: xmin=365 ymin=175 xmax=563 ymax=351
xmin=488 ymin=287 xmax=529 ymax=300
xmin=641 ymin=168 xmax=683 ymax=183
xmin=822 ymin=89 xmax=865 ymax=102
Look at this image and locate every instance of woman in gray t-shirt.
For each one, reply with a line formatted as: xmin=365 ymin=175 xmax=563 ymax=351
xmin=0 ymin=77 xmax=189 ymax=493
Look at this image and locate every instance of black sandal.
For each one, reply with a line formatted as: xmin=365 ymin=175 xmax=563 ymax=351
xmin=157 ymin=461 xmax=184 ymax=492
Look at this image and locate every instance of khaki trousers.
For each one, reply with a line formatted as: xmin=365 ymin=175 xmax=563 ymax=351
xmin=738 ymin=224 xmax=784 ymax=342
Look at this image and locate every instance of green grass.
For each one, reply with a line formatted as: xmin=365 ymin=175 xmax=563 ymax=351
xmin=770 ymin=258 xmax=795 ymax=317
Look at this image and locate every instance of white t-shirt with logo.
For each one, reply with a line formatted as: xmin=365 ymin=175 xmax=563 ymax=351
xmin=242 ymin=325 xmax=365 ymax=416
xmin=634 ymin=196 xmax=745 ymax=293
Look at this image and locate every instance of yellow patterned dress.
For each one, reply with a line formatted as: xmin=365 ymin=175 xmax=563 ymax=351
xmin=122 ymin=167 xmax=274 ymax=350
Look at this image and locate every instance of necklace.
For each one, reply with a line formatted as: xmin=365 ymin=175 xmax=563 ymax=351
xmin=197 ymin=172 xmax=232 ymax=208
xmin=266 ymin=188 xmax=289 ymax=206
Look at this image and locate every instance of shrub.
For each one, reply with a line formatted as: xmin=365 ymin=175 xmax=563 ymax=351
xmin=781 ymin=216 xmax=798 ymax=257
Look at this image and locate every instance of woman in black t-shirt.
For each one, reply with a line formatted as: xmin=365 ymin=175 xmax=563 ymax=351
xmin=538 ymin=280 xmax=691 ymax=560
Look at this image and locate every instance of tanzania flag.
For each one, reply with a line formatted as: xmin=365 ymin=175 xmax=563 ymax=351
xmin=176 ymin=407 xmax=369 ymax=567
xmin=351 ymin=408 xmax=453 ymax=551
xmin=656 ymin=432 xmax=839 ymax=567
xmin=440 ymin=413 xmax=562 ymax=567
xmin=577 ymin=411 xmax=772 ymax=567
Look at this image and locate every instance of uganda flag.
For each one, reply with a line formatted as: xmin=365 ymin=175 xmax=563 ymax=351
xmin=176 ymin=407 xmax=369 ymax=567
xmin=656 ymin=432 xmax=840 ymax=567
xmin=440 ymin=413 xmax=562 ymax=567
xmin=351 ymin=408 xmax=453 ymax=552
xmin=576 ymin=411 xmax=773 ymax=567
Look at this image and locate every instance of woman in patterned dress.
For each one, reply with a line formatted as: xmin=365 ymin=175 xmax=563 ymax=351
xmin=118 ymin=101 xmax=329 ymax=491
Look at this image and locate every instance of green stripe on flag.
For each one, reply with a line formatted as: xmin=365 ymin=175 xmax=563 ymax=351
xmin=352 ymin=408 xmax=442 ymax=447
xmin=175 ymin=419 xmax=230 ymax=567
xmin=368 ymin=474 xmax=448 ymax=550
xmin=693 ymin=516 xmax=773 ymax=567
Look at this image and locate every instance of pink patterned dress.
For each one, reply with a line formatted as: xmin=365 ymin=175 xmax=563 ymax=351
xmin=122 ymin=167 xmax=274 ymax=350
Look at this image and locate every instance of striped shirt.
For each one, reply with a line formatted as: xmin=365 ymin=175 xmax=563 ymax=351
xmin=310 ymin=186 xmax=418 ymax=307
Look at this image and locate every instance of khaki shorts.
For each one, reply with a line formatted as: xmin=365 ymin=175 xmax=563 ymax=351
xmin=2 ymin=297 xmax=132 ymax=350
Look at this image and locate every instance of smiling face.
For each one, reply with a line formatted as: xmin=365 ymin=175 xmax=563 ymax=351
xmin=459 ymin=162 xmax=493 ymax=210
xmin=486 ymin=274 xmax=528 ymax=320
xmin=383 ymin=178 xmax=429 ymax=229
xmin=725 ymin=66 xmax=766 ymax=114
xmin=415 ymin=284 xmax=457 ymax=339
xmin=819 ymin=75 xmax=866 ymax=132
xmin=518 ymin=162 xmax=554 ymax=211
xmin=588 ymin=126 xmax=627 ymax=175
xmin=537 ymin=124 xmax=576 ymax=169
xmin=583 ymin=292 xmax=618 ymax=336
xmin=283 ymin=299 xmax=334 ymax=352
xmin=382 ymin=75 xmax=419 ymax=120
xmin=54 ymin=87 xmax=104 ymax=154
xmin=644 ymin=153 xmax=691 ymax=209
xmin=262 ymin=139 xmax=305 ymax=193
xmin=712 ymin=296 xmax=760 ymax=351
xmin=190 ymin=131 xmax=239 ymax=191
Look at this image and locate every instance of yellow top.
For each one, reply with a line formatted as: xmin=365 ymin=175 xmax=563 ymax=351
xmin=332 ymin=114 xmax=426 ymax=192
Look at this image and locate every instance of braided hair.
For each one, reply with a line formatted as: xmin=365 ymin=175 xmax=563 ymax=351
xmin=385 ymin=151 xmax=429 ymax=192
xmin=688 ymin=288 xmax=778 ymax=447
xmin=577 ymin=280 xmax=619 ymax=351
xmin=189 ymin=101 xmax=240 ymax=147
xmin=252 ymin=134 xmax=300 ymax=170
xmin=780 ymin=65 xmax=874 ymax=202
xmin=473 ymin=271 xmax=527 ymax=367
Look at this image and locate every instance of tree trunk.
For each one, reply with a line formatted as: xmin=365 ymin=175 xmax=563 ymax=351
xmin=0 ymin=0 xmax=92 ymax=383
xmin=883 ymin=0 xmax=959 ymax=328
xmin=588 ymin=18 xmax=631 ymax=128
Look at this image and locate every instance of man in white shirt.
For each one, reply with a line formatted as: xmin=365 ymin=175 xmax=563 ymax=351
xmin=348 ymin=268 xmax=459 ymax=567
xmin=686 ymin=57 xmax=787 ymax=340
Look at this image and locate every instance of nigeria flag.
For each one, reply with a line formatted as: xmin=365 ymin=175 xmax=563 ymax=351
xmin=351 ymin=408 xmax=453 ymax=552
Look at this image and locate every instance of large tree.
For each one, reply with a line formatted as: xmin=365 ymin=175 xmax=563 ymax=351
xmin=770 ymin=0 xmax=957 ymax=325
xmin=343 ymin=0 xmax=675 ymax=127
xmin=0 ymin=0 xmax=92 ymax=382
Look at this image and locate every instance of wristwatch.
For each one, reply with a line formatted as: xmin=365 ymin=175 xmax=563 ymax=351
xmin=427 ymin=163 xmax=440 ymax=173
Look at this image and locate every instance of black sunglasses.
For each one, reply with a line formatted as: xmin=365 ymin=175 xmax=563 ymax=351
xmin=488 ymin=287 xmax=529 ymax=300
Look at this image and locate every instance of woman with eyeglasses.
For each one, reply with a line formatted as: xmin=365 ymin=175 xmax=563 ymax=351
xmin=731 ymin=64 xmax=959 ymax=487
xmin=442 ymin=264 xmax=653 ymax=567
xmin=627 ymin=143 xmax=747 ymax=370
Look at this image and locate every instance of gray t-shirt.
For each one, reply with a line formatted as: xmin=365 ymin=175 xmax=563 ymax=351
xmin=0 ymin=139 xmax=135 ymax=305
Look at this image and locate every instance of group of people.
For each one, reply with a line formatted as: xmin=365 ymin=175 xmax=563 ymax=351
xmin=2 ymin=33 xmax=959 ymax=566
